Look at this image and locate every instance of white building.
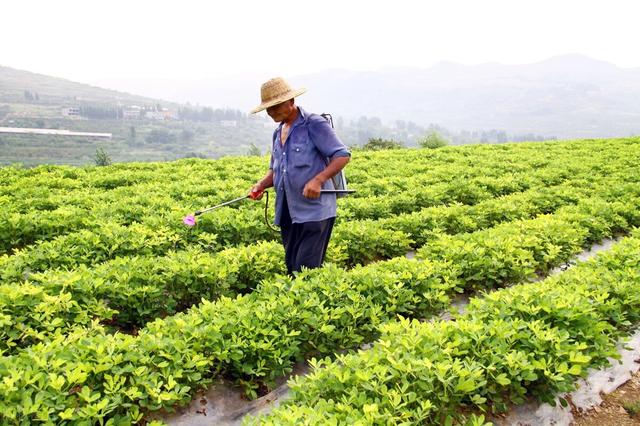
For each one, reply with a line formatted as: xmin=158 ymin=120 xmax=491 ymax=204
xmin=62 ymin=107 xmax=81 ymax=117
xmin=145 ymin=110 xmax=165 ymax=120
xmin=123 ymin=106 xmax=142 ymax=119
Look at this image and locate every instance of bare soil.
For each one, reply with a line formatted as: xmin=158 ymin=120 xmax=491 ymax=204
xmin=572 ymin=368 xmax=640 ymax=425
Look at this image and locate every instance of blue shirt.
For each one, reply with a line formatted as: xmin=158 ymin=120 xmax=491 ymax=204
xmin=269 ymin=107 xmax=350 ymax=225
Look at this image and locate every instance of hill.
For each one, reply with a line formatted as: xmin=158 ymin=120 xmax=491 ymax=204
xmin=0 ymin=66 xmax=452 ymax=167
xmin=0 ymin=65 xmax=160 ymax=106
xmin=0 ymin=66 xmax=273 ymax=166
xmin=4 ymin=55 xmax=640 ymax=166
xmin=293 ymin=54 xmax=640 ymax=139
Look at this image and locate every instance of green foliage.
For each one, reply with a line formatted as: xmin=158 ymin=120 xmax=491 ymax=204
xmin=419 ymin=130 xmax=449 ymax=149
xmin=180 ymin=129 xmax=195 ymax=142
xmin=624 ymin=400 xmax=640 ymax=416
xmin=362 ymin=137 xmax=404 ymax=151
xmin=1 ymin=193 xmax=639 ymax=423
xmin=2 ymin=177 xmax=632 ymax=356
xmin=146 ymin=129 xmax=177 ymax=144
xmin=0 ymin=137 xmax=639 ymax=423
xmin=94 ymin=147 xmax=112 ymax=166
xmin=180 ymin=151 xmax=208 ymax=159
xmin=255 ymin=233 xmax=640 ymax=424
xmin=1 ymin=240 xmax=285 ymax=339
xmin=247 ymin=142 xmax=261 ymax=156
xmin=1 ymin=138 xmax=636 ymax=255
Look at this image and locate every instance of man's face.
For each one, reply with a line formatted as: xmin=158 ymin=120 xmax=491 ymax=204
xmin=266 ymin=99 xmax=295 ymax=123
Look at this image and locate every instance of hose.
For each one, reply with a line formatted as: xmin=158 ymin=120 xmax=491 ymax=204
xmin=263 ymin=190 xmax=279 ymax=233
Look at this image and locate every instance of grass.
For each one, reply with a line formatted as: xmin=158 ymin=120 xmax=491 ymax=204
xmin=623 ymin=400 xmax=640 ymax=416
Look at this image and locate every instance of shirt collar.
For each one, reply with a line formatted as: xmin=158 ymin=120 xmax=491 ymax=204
xmin=296 ymin=106 xmax=308 ymax=121
xmin=277 ymin=106 xmax=306 ymax=131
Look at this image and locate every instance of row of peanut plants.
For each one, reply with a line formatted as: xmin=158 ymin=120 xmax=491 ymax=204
xmin=0 ymin=153 xmax=567 ymax=254
xmin=0 ymin=179 xmax=607 ymax=355
xmin=3 ymin=137 xmax=636 ymax=254
xmin=253 ymin=229 xmax=640 ymax=425
xmin=0 ymin=158 xmax=628 ymax=282
xmin=1 ymin=195 xmax=638 ymax=424
xmin=5 ymin=138 xmax=624 ymax=201
xmin=0 ymin=173 xmax=556 ymax=281
xmin=0 ymin=168 xmax=534 ymax=254
xmin=3 ymin=138 xmax=635 ymax=213
xmin=2 ymin=143 xmax=537 ymax=216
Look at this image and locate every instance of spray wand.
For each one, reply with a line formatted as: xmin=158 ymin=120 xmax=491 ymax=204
xmin=182 ymin=189 xmax=355 ymax=229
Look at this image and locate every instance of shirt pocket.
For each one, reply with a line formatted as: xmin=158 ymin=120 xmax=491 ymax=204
xmin=290 ymin=141 xmax=312 ymax=168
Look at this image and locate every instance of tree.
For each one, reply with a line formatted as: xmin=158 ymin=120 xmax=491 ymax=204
xmin=0 ymin=105 xmax=10 ymax=120
xmin=146 ymin=129 xmax=177 ymax=144
xmin=128 ymin=126 xmax=137 ymax=144
xmin=200 ymin=107 xmax=214 ymax=122
xmin=95 ymin=148 xmax=112 ymax=166
xmin=181 ymin=151 xmax=208 ymax=159
xmin=363 ymin=137 xmax=404 ymax=151
xmin=246 ymin=142 xmax=261 ymax=156
xmin=418 ymin=131 xmax=449 ymax=149
xmin=180 ymin=129 xmax=195 ymax=142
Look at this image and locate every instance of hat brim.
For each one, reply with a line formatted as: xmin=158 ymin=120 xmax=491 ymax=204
xmin=250 ymin=88 xmax=307 ymax=114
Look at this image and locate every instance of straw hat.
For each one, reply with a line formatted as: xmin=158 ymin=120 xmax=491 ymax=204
xmin=250 ymin=77 xmax=306 ymax=114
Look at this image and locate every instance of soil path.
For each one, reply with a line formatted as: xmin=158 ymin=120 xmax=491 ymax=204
xmin=572 ymin=369 xmax=640 ymax=425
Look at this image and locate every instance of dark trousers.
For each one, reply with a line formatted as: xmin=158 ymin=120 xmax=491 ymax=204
xmin=280 ymin=194 xmax=335 ymax=275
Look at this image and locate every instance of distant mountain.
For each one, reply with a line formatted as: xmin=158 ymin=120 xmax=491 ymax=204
xmin=93 ymin=54 xmax=640 ymax=139
xmin=0 ymin=65 xmax=164 ymax=106
xmin=6 ymin=55 xmax=640 ymax=140
xmin=290 ymin=54 xmax=640 ymax=139
xmin=0 ymin=66 xmax=273 ymax=166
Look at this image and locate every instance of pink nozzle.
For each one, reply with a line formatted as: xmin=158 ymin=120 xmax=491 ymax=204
xmin=183 ymin=215 xmax=196 ymax=226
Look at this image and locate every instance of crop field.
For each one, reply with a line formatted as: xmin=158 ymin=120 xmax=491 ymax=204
xmin=1 ymin=137 xmax=640 ymax=425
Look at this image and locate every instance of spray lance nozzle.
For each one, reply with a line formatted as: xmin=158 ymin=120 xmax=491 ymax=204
xmin=183 ymin=215 xmax=197 ymax=226
xmin=182 ymin=189 xmax=265 ymax=227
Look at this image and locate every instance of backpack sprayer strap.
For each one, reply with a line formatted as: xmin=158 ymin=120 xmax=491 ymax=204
xmin=319 ymin=113 xmax=351 ymax=198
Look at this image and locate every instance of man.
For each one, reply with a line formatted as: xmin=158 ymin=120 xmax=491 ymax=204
xmin=250 ymin=77 xmax=350 ymax=275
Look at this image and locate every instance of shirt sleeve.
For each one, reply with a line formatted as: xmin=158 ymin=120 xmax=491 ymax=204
xmin=308 ymin=115 xmax=351 ymax=159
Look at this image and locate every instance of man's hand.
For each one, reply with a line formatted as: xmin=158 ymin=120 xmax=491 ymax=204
xmin=249 ymin=184 xmax=265 ymax=200
xmin=303 ymin=156 xmax=349 ymax=199
xmin=250 ymin=171 xmax=273 ymax=200
xmin=302 ymin=177 xmax=322 ymax=199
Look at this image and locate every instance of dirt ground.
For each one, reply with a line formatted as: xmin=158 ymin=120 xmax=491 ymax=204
xmin=572 ymin=368 xmax=640 ymax=425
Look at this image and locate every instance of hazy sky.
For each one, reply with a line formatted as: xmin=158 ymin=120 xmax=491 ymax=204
xmin=3 ymin=0 xmax=640 ymax=84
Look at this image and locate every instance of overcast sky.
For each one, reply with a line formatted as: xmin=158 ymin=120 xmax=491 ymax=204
xmin=3 ymin=0 xmax=640 ymax=85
